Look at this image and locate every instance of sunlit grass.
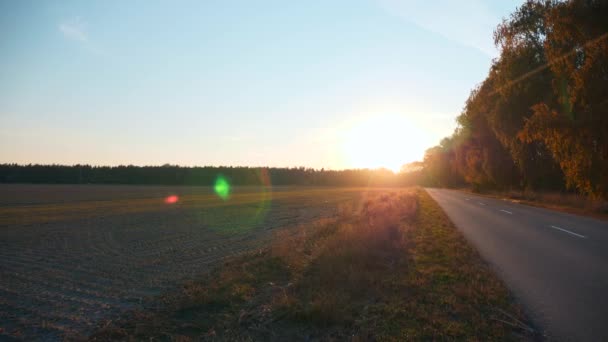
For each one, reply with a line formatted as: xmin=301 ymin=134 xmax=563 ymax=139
xmin=91 ymin=189 xmax=534 ymax=340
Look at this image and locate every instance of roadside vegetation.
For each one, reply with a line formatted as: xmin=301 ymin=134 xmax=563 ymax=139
xmin=90 ymin=189 xmax=535 ymax=341
xmin=467 ymin=188 xmax=608 ymax=217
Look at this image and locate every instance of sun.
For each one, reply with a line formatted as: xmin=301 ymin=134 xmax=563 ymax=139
xmin=342 ymin=114 xmax=425 ymax=172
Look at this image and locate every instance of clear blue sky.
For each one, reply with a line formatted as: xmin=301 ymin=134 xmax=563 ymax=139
xmin=0 ymin=0 xmax=522 ymax=170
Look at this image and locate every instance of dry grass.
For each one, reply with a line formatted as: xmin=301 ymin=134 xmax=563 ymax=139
xmin=473 ymin=189 xmax=608 ymax=218
xmin=401 ymin=190 xmax=537 ymax=340
xmin=270 ymin=191 xmax=417 ymax=328
xmin=90 ymin=189 xmax=535 ymax=341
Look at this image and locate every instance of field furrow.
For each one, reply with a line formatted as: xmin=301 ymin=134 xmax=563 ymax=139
xmin=0 ymin=185 xmax=368 ymax=340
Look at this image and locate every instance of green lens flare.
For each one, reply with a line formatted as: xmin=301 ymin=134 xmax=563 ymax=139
xmin=214 ymin=175 xmax=231 ymax=200
xmin=199 ymin=169 xmax=272 ymax=234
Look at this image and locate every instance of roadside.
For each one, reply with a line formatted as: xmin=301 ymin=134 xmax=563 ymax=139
xmin=89 ymin=189 xmax=537 ymax=341
xmin=427 ymin=188 xmax=608 ymax=340
xmin=459 ymin=188 xmax=608 ymax=221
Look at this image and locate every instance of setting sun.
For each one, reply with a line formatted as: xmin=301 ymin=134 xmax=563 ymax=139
xmin=342 ymin=114 xmax=426 ymax=172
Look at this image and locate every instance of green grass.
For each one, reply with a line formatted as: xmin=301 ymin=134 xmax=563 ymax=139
xmin=90 ymin=189 xmax=535 ymax=341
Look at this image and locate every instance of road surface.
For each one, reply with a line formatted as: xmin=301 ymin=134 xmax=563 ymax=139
xmin=426 ymin=188 xmax=608 ymax=341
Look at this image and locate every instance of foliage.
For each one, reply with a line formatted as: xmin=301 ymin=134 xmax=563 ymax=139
xmin=422 ymin=0 xmax=608 ymax=199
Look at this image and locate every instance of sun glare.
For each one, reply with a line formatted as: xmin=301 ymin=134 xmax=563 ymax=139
xmin=342 ymin=115 xmax=425 ymax=173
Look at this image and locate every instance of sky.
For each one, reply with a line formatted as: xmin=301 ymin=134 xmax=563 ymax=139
xmin=0 ymin=0 xmax=523 ymax=171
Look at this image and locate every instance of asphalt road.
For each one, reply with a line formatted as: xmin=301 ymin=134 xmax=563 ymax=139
xmin=426 ymin=188 xmax=608 ymax=341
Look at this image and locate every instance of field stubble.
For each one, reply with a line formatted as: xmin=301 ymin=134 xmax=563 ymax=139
xmin=0 ymin=185 xmax=378 ymax=340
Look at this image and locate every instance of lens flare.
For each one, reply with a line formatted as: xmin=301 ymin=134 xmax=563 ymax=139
xmin=214 ymin=175 xmax=231 ymax=200
xmin=164 ymin=195 xmax=179 ymax=204
xmin=199 ymin=169 xmax=272 ymax=234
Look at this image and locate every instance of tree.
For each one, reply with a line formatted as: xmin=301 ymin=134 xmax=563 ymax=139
xmin=521 ymin=0 xmax=608 ymax=198
xmin=420 ymin=0 xmax=607 ymax=198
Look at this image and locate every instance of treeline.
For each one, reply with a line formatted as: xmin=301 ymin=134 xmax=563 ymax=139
xmin=0 ymin=164 xmax=417 ymax=187
xmin=421 ymin=0 xmax=608 ymax=199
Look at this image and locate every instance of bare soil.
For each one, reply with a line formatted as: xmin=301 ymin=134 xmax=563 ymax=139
xmin=0 ymin=184 xmax=377 ymax=340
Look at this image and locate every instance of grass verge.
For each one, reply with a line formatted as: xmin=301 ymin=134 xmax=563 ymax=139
xmin=89 ymin=189 xmax=536 ymax=341
xmin=465 ymin=188 xmax=608 ymax=220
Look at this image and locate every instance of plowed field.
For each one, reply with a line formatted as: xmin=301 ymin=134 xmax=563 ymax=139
xmin=0 ymin=184 xmax=375 ymax=340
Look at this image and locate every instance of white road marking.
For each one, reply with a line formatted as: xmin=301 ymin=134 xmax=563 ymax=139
xmin=500 ymin=209 xmax=513 ymax=215
xmin=478 ymin=202 xmax=486 ymax=206
xmin=549 ymin=225 xmax=587 ymax=239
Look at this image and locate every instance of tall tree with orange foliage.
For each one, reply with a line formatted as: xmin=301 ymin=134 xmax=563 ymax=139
xmin=521 ymin=0 xmax=608 ymax=198
xmin=422 ymin=0 xmax=608 ymax=199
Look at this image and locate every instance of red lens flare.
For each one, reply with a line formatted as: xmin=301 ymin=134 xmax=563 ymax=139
xmin=164 ymin=195 xmax=179 ymax=204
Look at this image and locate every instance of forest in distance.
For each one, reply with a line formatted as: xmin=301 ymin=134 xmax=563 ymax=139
xmin=421 ymin=0 xmax=608 ymax=200
xmin=0 ymin=164 xmax=413 ymax=187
